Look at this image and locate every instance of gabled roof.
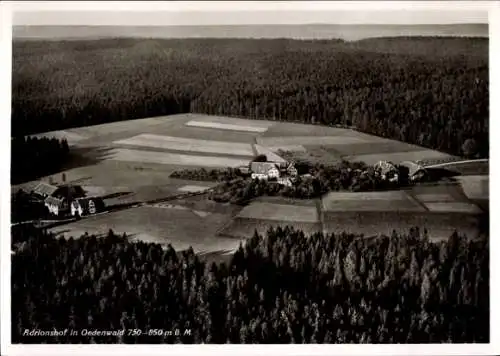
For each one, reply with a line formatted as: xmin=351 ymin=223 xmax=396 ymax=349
xmin=399 ymin=161 xmax=426 ymax=177
xmin=251 ymin=162 xmax=279 ymax=175
xmin=33 ymin=182 xmax=58 ymax=196
xmin=52 ymin=185 xmax=86 ymax=199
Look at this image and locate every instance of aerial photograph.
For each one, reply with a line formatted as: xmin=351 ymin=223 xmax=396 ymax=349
xmin=6 ymin=2 xmax=490 ymax=347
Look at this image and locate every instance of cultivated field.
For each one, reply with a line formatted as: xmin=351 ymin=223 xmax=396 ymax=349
xmin=253 ymin=144 xmax=287 ymax=163
xmin=50 ymin=206 xmax=244 ymax=254
xmin=17 ymin=113 xmax=488 ymax=255
xmin=321 ymin=191 xmax=425 ymax=212
xmin=237 ymin=202 xmax=319 ymax=223
xmin=345 ymin=150 xmax=454 ymax=166
xmin=114 ymin=133 xmax=255 ymax=156
xmin=108 ymin=148 xmax=250 ymax=168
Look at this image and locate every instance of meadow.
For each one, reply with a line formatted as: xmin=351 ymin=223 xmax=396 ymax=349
xmin=12 ymin=114 xmax=488 ymax=255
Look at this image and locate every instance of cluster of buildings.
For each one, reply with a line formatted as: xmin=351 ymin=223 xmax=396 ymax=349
xmin=374 ymin=160 xmax=428 ymax=183
xmin=239 ymin=160 xmax=299 ymax=186
xmin=33 ymin=183 xmax=105 ymax=218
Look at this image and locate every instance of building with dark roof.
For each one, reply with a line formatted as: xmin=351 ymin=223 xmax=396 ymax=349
xmin=399 ymin=161 xmax=427 ymax=182
xmin=33 ymin=182 xmax=58 ymax=198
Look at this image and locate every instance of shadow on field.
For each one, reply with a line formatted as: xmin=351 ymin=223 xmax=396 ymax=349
xmin=101 ymin=191 xmax=134 ymax=200
xmin=425 ymin=167 xmax=460 ymax=181
xmin=61 ymin=146 xmax=115 ymax=171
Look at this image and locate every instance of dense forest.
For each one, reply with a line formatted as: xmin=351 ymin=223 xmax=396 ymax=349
xmin=11 ymin=136 xmax=70 ymax=184
xmin=11 ymin=189 xmax=51 ymax=224
xmin=12 ymin=37 xmax=488 ymax=157
xmin=11 ymin=225 xmax=488 ymax=344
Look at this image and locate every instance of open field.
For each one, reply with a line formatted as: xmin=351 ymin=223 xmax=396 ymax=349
xmin=345 ymin=149 xmax=455 ymax=165
xmin=254 ymin=144 xmax=287 ymax=163
xmin=455 ymin=175 xmax=489 ymax=200
xmin=114 ymin=133 xmax=255 ymax=156
xmin=254 ymin=196 xmax=319 ymax=207
xmin=237 ymin=202 xmax=319 ymax=223
xmin=186 ymin=121 xmax=270 ymax=133
xmin=322 ymin=191 xmax=425 ymax=212
xmin=423 ymin=202 xmax=483 ymax=214
xmin=15 ymin=114 xmax=488 ymax=253
xmin=49 ymin=206 xmax=244 ymax=254
xmin=108 ymin=148 xmax=250 ymax=168
xmin=257 ymin=135 xmax=369 ymax=147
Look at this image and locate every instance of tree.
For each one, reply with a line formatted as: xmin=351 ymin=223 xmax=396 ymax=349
xmin=462 ymin=138 xmax=478 ymax=158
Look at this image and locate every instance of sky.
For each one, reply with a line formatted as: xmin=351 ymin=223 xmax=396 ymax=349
xmin=11 ymin=3 xmax=490 ymax=26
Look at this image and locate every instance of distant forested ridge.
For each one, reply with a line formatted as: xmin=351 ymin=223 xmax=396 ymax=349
xmin=12 ymin=226 xmax=488 ymax=343
xmin=12 ymin=37 xmax=489 ymax=157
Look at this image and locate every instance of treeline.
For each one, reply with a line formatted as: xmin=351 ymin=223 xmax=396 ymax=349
xmin=11 ymin=189 xmax=51 ymax=224
xmin=11 ymin=225 xmax=488 ymax=344
xmin=13 ymin=37 xmax=488 ymax=157
xmin=11 ymin=136 xmax=70 ymax=184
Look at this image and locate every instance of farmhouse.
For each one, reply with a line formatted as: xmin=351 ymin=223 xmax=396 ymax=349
xmin=43 ymin=184 xmax=96 ymax=217
xmin=250 ymin=162 xmax=281 ymax=180
xmin=374 ymin=161 xmax=399 ymax=183
xmin=399 ymin=161 xmax=427 ymax=182
xmin=71 ymin=197 xmax=105 ymax=217
xmin=44 ymin=196 xmax=70 ymax=216
xmin=33 ymin=182 xmax=58 ymax=198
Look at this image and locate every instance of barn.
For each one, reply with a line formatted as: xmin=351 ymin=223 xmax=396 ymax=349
xmin=44 ymin=196 xmax=70 ymax=216
xmin=32 ymin=182 xmax=58 ymax=199
xmin=250 ymin=162 xmax=281 ymax=180
xmin=70 ymin=197 xmax=105 ymax=217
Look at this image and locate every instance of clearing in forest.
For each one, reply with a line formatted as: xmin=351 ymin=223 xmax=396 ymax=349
xmin=114 ymin=134 xmax=255 ymax=157
xmin=107 ymin=148 xmax=251 ymax=168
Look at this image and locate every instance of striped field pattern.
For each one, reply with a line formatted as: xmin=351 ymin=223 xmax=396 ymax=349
xmin=237 ymin=202 xmax=319 ymax=223
xmin=322 ymin=191 xmax=425 ymax=212
xmin=114 ymin=134 xmax=255 ymax=156
xmin=107 ymin=148 xmax=251 ymax=168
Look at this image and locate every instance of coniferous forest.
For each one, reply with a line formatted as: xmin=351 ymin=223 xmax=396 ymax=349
xmin=12 ymin=37 xmax=489 ymax=157
xmin=11 ymin=136 xmax=70 ymax=184
xmin=11 ymin=226 xmax=488 ymax=344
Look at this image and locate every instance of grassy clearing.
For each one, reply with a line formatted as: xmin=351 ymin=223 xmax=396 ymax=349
xmin=107 ymin=148 xmax=251 ymax=168
xmin=187 ymin=114 xmax=274 ymax=128
xmin=322 ymin=211 xmax=485 ymax=240
xmin=237 ymin=202 xmax=319 ymax=223
xmin=455 ymin=175 xmax=489 ymax=200
xmin=254 ymin=196 xmax=319 ymax=207
xmin=322 ymin=191 xmax=412 ymax=201
xmin=413 ymin=193 xmax=457 ymax=203
xmin=254 ymin=144 xmax=287 ymax=163
xmin=49 ymin=206 xmax=239 ymax=253
xmin=321 ymin=140 xmax=425 ymax=157
xmin=261 ymin=122 xmax=361 ymax=138
xmin=257 ymin=135 xmax=369 ymax=147
xmin=218 ymin=217 xmax=322 ymax=239
xmin=177 ymin=185 xmax=213 ymax=193
xmin=186 ymin=121 xmax=269 ymax=133
xmin=345 ymin=149 xmax=454 ymax=165
xmin=423 ymin=202 xmax=483 ymax=214
xmin=114 ymin=133 xmax=255 ymax=156
xmin=321 ymin=199 xmax=425 ymax=212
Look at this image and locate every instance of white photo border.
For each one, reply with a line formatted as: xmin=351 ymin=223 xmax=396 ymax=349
xmin=1 ymin=1 xmax=498 ymax=355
